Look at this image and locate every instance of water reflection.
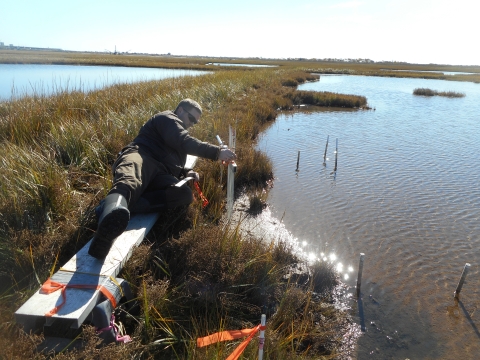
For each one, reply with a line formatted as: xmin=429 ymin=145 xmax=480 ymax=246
xmin=230 ymin=193 xmax=355 ymax=290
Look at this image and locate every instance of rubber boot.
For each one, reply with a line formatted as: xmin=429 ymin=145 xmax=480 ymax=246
xmin=88 ymin=193 xmax=130 ymax=259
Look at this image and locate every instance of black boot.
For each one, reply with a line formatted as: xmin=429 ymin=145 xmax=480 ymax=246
xmin=88 ymin=193 xmax=130 ymax=259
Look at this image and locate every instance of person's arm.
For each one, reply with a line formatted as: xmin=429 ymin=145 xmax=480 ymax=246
xmin=158 ymin=117 xmax=220 ymax=160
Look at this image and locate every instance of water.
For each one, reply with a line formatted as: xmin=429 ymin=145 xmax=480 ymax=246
xmin=0 ymin=64 xmax=209 ymax=100
xmin=257 ymin=75 xmax=480 ymax=359
xmin=381 ymin=69 xmax=477 ymax=75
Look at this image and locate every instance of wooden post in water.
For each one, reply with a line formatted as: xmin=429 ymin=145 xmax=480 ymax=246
xmin=258 ymin=314 xmax=266 ymax=360
xmin=323 ymin=135 xmax=329 ymax=166
xmin=454 ymin=263 xmax=471 ymax=298
xmin=296 ymin=151 xmax=300 ymax=171
xmin=356 ymin=253 xmax=365 ymax=297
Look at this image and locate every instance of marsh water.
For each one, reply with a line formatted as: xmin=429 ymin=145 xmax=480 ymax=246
xmin=0 ymin=64 xmax=208 ymax=100
xmin=256 ymin=75 xmax=480 ymax=359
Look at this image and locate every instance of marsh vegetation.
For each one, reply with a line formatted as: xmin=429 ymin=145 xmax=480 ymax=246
xmin=413 ymin=88 xmax=466 ymax=97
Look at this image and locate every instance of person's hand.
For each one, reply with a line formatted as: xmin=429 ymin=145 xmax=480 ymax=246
xmin=218 ymin=148 xmax=237 ymax=164
xmin=186 ymin=170 xmax=200 ymax=182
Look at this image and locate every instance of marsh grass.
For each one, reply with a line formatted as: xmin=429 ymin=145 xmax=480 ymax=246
xmin=413 ymin=88 xmax=466 ymax=98
xmin=0 ymin=67 xmax=362 ymax=359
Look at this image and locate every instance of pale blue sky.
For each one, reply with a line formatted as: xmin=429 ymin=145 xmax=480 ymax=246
xmin=1 ymin=0 xmax=477 ymax=65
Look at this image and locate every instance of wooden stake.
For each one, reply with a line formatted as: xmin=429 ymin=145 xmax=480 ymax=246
xmin=454 ymin=263 xmax=471 ymax=298
xmin=296 ymin=151 xmax=300 ymax=171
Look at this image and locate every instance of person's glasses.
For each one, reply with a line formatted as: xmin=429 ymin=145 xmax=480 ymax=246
xmin=184 ymin=109 xmax=198 ymax=124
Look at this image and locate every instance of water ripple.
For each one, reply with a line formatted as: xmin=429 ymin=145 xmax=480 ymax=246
xmin=257 ymin=75 xmax=480 ymax=359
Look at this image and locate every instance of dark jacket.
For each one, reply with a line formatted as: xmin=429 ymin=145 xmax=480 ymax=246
xmin=130 ymin=111 xmax=220 ymax=177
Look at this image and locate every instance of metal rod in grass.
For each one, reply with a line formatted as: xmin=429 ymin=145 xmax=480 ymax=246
xmin=454 ymin=263 xmax=471 ymax=299
xmin=258 ymin=314 xmax=266 ymax=360
xmin=356 ymin=253 xmax=365 ymax=297
xmin=323 ymin=135 xmax=329 ymax=166
xmin=216 ymin=135 xmax=226 ymax=185
xmin=227 ymin=125 xmax=237 ymax=221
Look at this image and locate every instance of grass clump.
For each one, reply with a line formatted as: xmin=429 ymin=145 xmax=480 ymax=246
xmin=413 ymin=88 xmax=466 ymax=98
xmin=0 ymin=67 xmax=359 ymax=359
xmin=287 ymin=89 xmax=368 ymax=108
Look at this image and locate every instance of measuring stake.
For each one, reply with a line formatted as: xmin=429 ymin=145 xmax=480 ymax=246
xmin=258 ymin=314 xmax=266 ymax=360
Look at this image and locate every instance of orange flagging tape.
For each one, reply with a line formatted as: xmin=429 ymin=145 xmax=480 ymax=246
xmin=194 ymin=181 xmax=209 ymax=208
xmin=197 ymin=324 xmax=266 ymax=360
xmin=41 ymin=278 xmax=117 ymax=317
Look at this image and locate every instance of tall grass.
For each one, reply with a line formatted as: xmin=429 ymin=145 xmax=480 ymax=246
xmin=0 ymin=68 xmax=363 ymax=358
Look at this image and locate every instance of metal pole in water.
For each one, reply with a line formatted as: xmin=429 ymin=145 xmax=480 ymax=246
xmin=296 ymin=151 xmax=300 ymax=171
xmin=323 ymin=135 xmax=329 ymax=165
xmin=454 ymin=263 xmax=471 ymax=298
xmin=333 ymin=138 xmax=338 ymax=172
xmin=356 ymin=253 xmax=365 ymax=297
xmin=258 ymin=314 xmax=266 ymax=360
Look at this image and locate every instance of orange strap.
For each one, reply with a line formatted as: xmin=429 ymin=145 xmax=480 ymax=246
xmin=197 ymin=326 xmax=259 ymax=347
xmin=41 ymin=278 xmax=117 ymax=317
xmin=197 ymin=324 xmax=266 ymax=360
xmin=226 ymin=325 xmax=262 ymax=360
xmin=194 ymin=181 xmax=209 ymax=208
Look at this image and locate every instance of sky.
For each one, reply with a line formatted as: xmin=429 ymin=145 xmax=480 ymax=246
xmin=1 ymin=0 xmax=478 ymax=66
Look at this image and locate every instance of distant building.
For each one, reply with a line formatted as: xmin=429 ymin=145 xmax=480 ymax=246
xmin=0 ymin=42 xmax=4 ymax=48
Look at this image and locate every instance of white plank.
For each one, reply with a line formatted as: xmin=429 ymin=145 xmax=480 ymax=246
xmin=15 ymin=155 xmax=197 ymax=331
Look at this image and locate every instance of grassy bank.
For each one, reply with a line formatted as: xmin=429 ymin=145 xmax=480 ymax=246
xmin=413 ymin=88 xmax=466 ymax=98
xmin=0 ymin=68 xmax=365 ymax=359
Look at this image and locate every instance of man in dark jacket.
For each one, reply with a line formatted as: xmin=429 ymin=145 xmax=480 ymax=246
xmin=88 ymin=99 xmax=236 ymax=259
